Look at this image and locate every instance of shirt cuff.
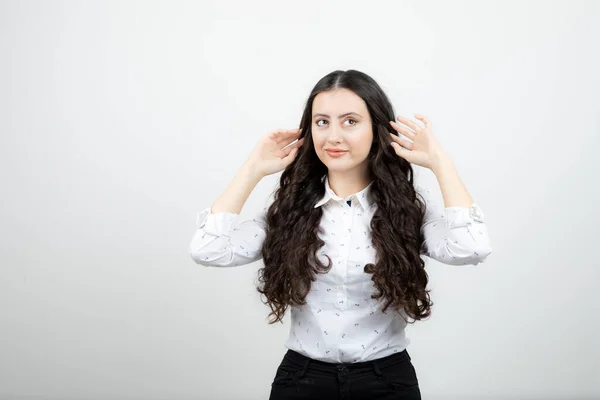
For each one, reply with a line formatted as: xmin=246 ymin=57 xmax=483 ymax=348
xmin=196 ymin=207 xmax=239 ymax=236
xmin=445 ymin=203 xmax=485 ymax=229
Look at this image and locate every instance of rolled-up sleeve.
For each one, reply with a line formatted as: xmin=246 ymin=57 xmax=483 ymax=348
xmin=189 ymin=206 xmax=267 ymax=267
xmin=417 ymin=185 xmax=492 ymax=266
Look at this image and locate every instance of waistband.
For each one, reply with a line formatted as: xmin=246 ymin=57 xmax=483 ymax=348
xmin=283 ymin=348 xmax=411 ymax=372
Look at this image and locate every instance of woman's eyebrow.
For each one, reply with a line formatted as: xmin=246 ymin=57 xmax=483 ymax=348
xmin=313 ymin=112 xmax=362 ymax=119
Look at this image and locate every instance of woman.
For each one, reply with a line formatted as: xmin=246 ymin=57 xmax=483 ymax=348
xmin=190 ymin=69 xmax=492 ymax=399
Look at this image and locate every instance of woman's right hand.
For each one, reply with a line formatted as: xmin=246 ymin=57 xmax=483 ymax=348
xmin=246 ymin=128 xmax=305 ymax=177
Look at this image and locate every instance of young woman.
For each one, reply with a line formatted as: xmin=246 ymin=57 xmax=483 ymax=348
xmin=190 ymin=69 xmax=492 ymax=399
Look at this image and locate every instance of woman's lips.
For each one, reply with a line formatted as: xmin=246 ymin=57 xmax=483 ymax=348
xmin=325 ymin=150 xmax=348 ymax=157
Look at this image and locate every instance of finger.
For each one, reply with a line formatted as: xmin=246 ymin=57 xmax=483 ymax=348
xmin=390 ymin=120 xmax=416 ymax=137
xmin=396 ymin=116 xmax=421 ymax=132
xmin=269 ymin=128 xmax=302 ymax=144
xmin=390 ymin=131 xmax=415 ymax=145
xmin=276 ymin=129 xmax=302 ymax=145
xmin=281 ymin=133 xmax=305 ymax=149
xmin=390 ymin=142 xmax=411 ymax=159
xmin=281 ymin=146 xmax=299 ymax=165
xmin=414 ymin=114 xmax=432 ymax=128
xmin=269 ymin=128 xmax=300 ymax=136
xmin=282 ymin=137 xmax=305 ymax=155
xmin=389 ymin=133 xmax=415 ymax=150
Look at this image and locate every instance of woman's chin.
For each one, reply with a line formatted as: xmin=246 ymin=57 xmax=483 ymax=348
xmin=324 ymin=163 xmax=355 ymax=172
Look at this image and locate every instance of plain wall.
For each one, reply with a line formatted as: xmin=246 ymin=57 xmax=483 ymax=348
xmin=1 ymin=0 xmax=599 ymax=399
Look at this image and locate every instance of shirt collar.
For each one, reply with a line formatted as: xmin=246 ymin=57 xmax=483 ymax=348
xmin=313 ymin=175 xmax=375 ymax=210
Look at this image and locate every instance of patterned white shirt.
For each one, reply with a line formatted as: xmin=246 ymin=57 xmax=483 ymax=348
xmin=189 ymin=175 xmax=492 ymax=363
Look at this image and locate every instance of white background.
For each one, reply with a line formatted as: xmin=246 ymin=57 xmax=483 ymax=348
xmin=1 ymin=1 xmax=599 ymax=399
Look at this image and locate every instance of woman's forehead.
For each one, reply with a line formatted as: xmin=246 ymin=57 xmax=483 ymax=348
xmin=312 ymin=89 xmax=367 ymax=115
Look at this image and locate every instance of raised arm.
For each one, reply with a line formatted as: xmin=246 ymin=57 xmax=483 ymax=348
xmin=420 ymin=152 xmax=492 ymax=265
xmin=189 ymin=164 xmax=266 ymax=267
xmin=388 ymin=113 xmax=492 ymax=265
xmin=189 ymin=128 xmax=305 ymax=267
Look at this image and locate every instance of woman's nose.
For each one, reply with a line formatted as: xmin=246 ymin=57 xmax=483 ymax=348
xmin=326 ymin=127 xmax=342 ymax=142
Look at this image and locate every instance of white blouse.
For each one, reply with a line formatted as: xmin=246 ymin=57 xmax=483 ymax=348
xmin=189 ymin=175 xmax=492 ymax=363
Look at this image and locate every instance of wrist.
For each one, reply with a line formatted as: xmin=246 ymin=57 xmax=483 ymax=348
xmin=430 ymin=151 xmax=453 ymax=175
xmin=240 ymin=161 xmax=264 ymax=183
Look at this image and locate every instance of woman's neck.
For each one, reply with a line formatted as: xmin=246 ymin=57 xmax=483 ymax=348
xmin=327 ymin=168 xmax=372 ymax=198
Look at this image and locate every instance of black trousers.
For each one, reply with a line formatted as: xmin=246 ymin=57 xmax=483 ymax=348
xmin=269 ymin=349 xmax=421 ymax=399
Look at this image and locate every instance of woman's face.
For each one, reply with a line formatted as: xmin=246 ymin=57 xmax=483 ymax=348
xmin=311 ymin=88 xmax=373 ymax=173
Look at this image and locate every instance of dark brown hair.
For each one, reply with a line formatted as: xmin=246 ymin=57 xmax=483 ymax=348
xmin=257 ymin=69 xmax=432 ymax=324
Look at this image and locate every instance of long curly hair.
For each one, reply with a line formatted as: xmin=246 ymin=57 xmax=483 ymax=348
xmin=257 ymin=69 xmax=432 ymax=325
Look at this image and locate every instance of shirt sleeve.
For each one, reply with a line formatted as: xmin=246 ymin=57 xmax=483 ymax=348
xmin=417 ymin=184 xmax=493 ymax=265
xmin=189 ymin=205 xmax=267 ymax=267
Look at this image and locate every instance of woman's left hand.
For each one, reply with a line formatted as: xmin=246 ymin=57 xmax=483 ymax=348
xmin=389 ymin=114 xmax=448 ymax=170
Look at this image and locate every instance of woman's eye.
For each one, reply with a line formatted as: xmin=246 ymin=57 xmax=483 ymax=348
xmin=315 ymin=119 xmax=357 ymax=127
